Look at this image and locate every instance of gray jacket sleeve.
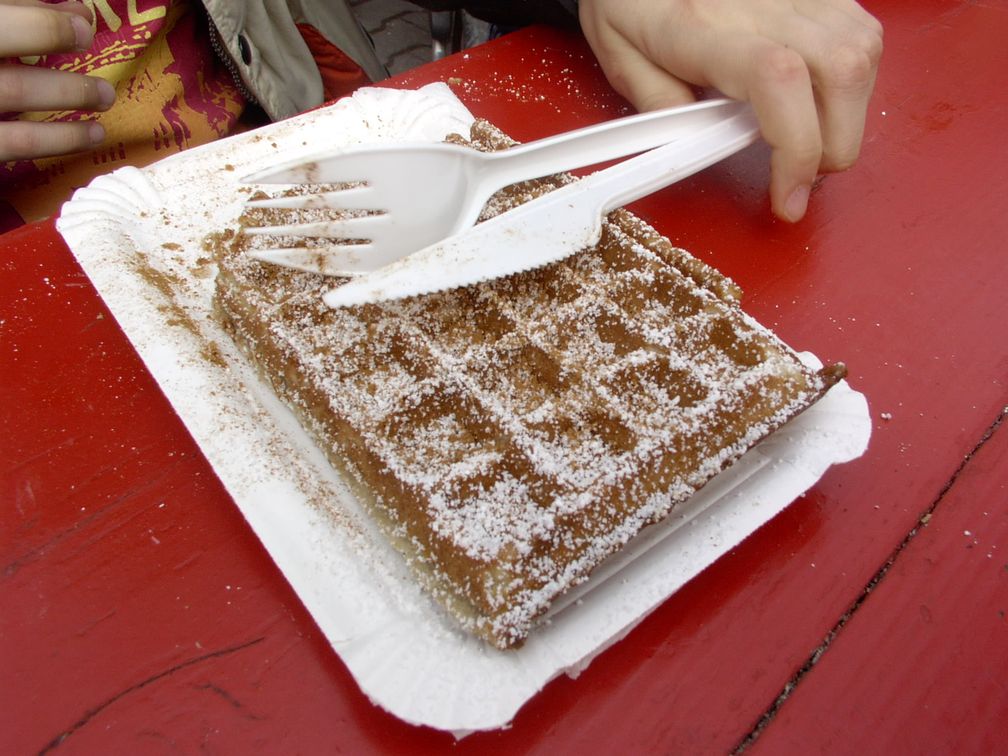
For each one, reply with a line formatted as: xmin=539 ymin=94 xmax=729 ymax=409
xmin=203 ymin=0 xmax=387 ymax=120
xmin=203 ymin=0 xmax=580 ymax=121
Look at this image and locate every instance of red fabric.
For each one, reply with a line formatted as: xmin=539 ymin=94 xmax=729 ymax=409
xmin=296 ymin=23 xmax=371 ymax=103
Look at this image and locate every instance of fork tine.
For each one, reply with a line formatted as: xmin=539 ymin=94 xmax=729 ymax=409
xmin=248 ymin=245 xmax=374 ymax=277
xmin=243 ymin=148 xmax=382 ymax=185
xmin=242 ymin=213 xmax=389 ymax=240
xmin=245 ymin=184 xmax=379 ymax=211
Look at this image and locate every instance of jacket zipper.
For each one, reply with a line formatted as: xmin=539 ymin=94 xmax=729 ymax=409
xmin=206 ymin=13 xmax=260 ymax=106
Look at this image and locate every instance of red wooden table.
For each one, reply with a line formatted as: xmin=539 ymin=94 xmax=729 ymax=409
xmin=3 ymin=1 xmax=1006 ymax=752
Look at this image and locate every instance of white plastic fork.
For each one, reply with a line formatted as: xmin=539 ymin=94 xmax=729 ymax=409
xmin=241 ymin=98 xmax=757 ymax=276
xmin=323 ymin=102 xmax=761 ymax=306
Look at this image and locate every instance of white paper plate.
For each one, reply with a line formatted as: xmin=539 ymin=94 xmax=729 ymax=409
xmin=56 ymin=83 xmax=871 ymax=735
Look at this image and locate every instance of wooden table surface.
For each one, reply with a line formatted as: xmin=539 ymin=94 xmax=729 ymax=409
xmin=3 ymin=1 xmax=1006 ymax=752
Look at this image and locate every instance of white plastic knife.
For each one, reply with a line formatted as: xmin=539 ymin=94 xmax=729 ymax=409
xmin=323 ymin=101 xmax=760 ymax=308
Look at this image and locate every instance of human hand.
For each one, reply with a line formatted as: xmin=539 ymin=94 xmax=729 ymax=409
xmin=0 ymin=0 xmax=116 ymax=161
xmin=578 ymin=0 xmax=883 ymax=222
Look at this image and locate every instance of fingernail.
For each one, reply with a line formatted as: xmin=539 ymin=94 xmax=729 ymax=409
xmin=88 ymin=121 xmax=105 ymax=145
xmin=96 ymin=79 xmax=116 ymax=108
xmin=71 ymin=14 xmax=93 ymax=50
xmin=784 ymin=184 xmax=811 ymax=222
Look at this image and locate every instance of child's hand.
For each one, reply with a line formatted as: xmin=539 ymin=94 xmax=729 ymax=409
xmin=0 ymin=1 xmax=116 ymax=161
xmin=578 ymin=0 xmax=883 ymax=222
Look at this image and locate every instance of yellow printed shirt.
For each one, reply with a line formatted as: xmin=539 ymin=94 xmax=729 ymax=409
xmin=1 ymin=0 xmax=246 ymax=223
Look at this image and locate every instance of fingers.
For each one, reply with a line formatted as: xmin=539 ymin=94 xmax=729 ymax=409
xmin=578 ymin=0 xmax=882 ymax=222
xmin=743 ymin=44 xmax=823 ymax=222
xmin=0 ymin=1 xmax=95 ymax=57
xmin=651 ymin=29 xmax=824 ymax=221
xmin=0 ymin=64 xmax=115 ymax=113
xmin=773 ymin=1 xmax=883 ymax=172
xmin=0 ymin=119 xmax=105 ymax=161
xmin=579 ymin=10 xmax=696 ymax=112
xmin=0 ymin=0 xmax=93 ymax=20
xmin=0 ymin=2 xmax=112 ymax=160
xmin=594 ymin=42 xmax=697 ymax=113
xmin=656 ymin=8 xmax=880 ymax=221
xmin=809 ymin=0 xmax=883 ymax=37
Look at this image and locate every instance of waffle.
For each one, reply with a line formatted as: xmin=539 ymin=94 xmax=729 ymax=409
xmin=212 ymin=120 xmax=846 ymax=648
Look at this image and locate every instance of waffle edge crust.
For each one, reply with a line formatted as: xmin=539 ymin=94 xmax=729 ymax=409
xmin=211 ymin=120 xmax=846 ymax=649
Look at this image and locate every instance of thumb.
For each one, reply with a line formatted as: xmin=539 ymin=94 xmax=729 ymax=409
xmin=590 ymin=35 xmax=696 ymax=112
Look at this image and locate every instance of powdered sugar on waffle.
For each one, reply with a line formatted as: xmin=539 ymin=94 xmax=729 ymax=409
xmin=218 ymin=121 xmax=843 ymax=648
xmin=59 ymin=84 xmax=869 ymax=732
